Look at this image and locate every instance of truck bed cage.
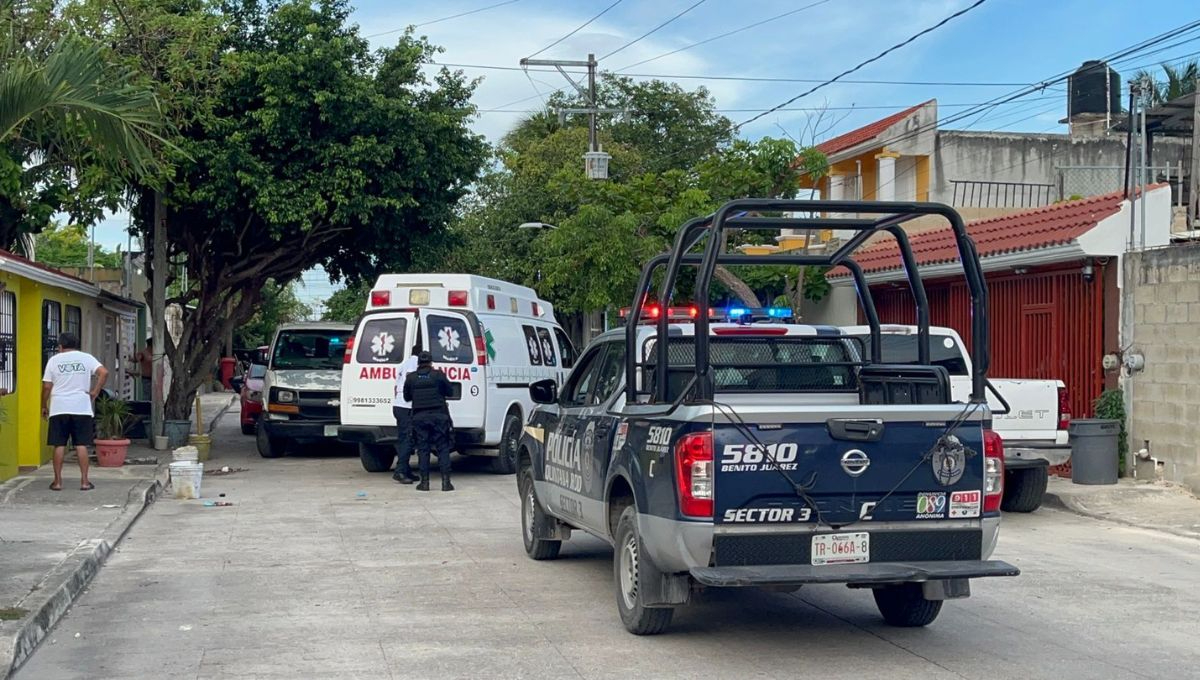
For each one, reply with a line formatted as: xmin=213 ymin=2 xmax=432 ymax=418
xmin=623 ymin=199 xmax=990 ymax=406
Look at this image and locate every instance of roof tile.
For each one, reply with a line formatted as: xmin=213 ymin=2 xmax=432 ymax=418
xmin=814 ymin=100 xmax=932 ymax=156
xmin=831 ymin=189 xmax=1131 ymax=277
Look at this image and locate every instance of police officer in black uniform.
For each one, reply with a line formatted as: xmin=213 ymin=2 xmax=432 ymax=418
xmin=402 ymin=351 xmax=455 ymax=491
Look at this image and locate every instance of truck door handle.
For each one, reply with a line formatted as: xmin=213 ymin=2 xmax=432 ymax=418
xmin=827 ymin=419 xmax=884 ymax=442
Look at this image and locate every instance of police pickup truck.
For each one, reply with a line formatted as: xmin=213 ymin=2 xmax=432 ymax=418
xmin=516 ymin=199 xmax=1019 ymax=634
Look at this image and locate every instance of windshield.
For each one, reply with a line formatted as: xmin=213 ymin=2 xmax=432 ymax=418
xmin=848 ymin=333 xmax=969 ymax=376
xmin=270 ymin=330 xmax=349 ymax=370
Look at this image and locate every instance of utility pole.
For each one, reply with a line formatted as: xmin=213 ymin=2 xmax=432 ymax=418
xmin=1190 ymin=77 xmax=1200 ymax=229
xmin=151 ymin=191 xmax=167 ymax=448
xmin=518 ymin=53 xmax=621 ymax=179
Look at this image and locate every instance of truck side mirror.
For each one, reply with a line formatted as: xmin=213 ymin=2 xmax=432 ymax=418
xmin=529 ymin=379 xmax=558 ymax=405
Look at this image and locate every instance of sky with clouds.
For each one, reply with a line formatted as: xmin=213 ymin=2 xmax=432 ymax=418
xmin=86 ymin=0 xmax=1200 ymax=311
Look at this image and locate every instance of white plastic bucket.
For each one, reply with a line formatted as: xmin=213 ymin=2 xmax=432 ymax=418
xmin=169 ymin=461 xmax=204 ymax=499
xmin=172 ymin=446 xmax=199 ymax=463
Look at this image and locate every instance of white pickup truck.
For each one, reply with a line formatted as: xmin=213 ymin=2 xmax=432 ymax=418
xmin=844 ymin=325 xmax=1069 ymax=512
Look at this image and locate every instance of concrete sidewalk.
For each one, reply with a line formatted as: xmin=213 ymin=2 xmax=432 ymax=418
xmin=0 ymin=392 xmax=236 ymax=680
xmin=1043 ymin=476 xmax=1200 ymax=540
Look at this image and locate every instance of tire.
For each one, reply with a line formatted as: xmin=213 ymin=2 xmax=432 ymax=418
xmin=490 ymin=411 xmax=522 ymax=475
xmin=240 ymin=422 xmax=255 ymax=436
xmin=519 ymin=467 xmax=561 ymax=560
xmin=873 ymin=583 xmax=943 ymax=627
xmin=1002 ymin=465 xmax=1048 ymax=513
xmin=256 ymin=424 xmax=287 ymax=458
xmin=613 ymin=505 xmax=674 ymax=635
xmin=359 ymin=443 xmax=395 ymax=473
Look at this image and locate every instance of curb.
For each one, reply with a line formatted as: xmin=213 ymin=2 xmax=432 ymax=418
xmin=205 ymin=395 xmax=237 ymax=435
xmin=0 ymin=473 xmax=165 ymax=680
xmin=1042 ymin=489 xmax=1200 ymax=541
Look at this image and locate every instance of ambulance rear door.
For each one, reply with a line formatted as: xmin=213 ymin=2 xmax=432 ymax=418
xmin=420 ymin=310 xmax=486 ymax=430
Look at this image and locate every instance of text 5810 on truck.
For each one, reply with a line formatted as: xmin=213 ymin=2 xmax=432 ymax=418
xmin=516 ymin=200 xmax=1019 ymax=635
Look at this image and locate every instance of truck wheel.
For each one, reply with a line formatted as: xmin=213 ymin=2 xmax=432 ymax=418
xmin=519 ymin=467 xmax=561 ymax=560
xmin=490 ymin=412 xmax=522 ymax=475
xmin=873 ymin=583 xmax=943 ymax=627
xmin=1001 ymin=466 xmax=1048 ymax=513
xmin=256 ymin=425 xmax=286 ymax=458
xmin=614 ymin=505 xmax=674 ymax=635
xmin=359 ymin=443 xmax=395 ymax=473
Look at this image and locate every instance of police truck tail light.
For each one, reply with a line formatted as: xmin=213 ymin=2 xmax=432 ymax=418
xmin=674 ymin=431 xmax=713 ymax=518
xmin=370 ymin=290 xmax=390 ymax=307
xmin=983 ymin=429 xmax=1005 ymax=513
xmin=448 ymin=290 xmax=468 ymax=307
xmin=474 ymin=334 xmax=487 ymax=366
xmin=343 ymin=337 xmax=355 ymax=364
xmin=1057 ymin=386 xmax=1072 ymax=431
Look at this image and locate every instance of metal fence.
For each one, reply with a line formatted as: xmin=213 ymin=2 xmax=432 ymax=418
xmin=1057 ymin=164 xmax=1183 ymax=203
xmin=950 ymin=180 xmax=1056 ymax=208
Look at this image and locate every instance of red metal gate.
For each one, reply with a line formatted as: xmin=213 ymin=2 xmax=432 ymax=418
xmin=870 ymin=263 xmax=1104 ymax=419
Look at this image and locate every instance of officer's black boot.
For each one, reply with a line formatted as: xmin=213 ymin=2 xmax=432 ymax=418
xmin=441 ymin=474 xmax=454 ymax=492
xmin=416 ymin=473 xmax=430 ymax=491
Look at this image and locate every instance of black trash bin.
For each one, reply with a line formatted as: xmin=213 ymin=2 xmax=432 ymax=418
xmin=1068 ymin=419 xmax=1120 ymax=485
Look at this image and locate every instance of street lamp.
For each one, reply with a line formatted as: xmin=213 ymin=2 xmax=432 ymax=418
xmin=518 ymin=222 xmax=558 ymax=230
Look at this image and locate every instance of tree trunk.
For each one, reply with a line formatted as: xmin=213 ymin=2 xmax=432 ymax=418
xmin=714 ymin=266 xmax=761 ymax=307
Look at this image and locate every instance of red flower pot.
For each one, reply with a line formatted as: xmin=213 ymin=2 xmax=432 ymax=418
xmin=95 ymin=439 xmax=131 ymax=467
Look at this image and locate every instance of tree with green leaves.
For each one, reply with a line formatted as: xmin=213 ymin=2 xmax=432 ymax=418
xmin=234 ymin=282 xmax=312 ymax=348
xmin=1134 ymin=59 xmax=1199 ymax=106
xmin=0 ymin=18 xmax=169 ymax=250
xmin=322 ymin=283 xmax=369 ymax=325
xmin=33 ymin=223 xmax=121 ymax=268
xmin=444 ymin=76 xmax=829 ymax=318
xmin=70 ymin=0 xmax=486 ymax=419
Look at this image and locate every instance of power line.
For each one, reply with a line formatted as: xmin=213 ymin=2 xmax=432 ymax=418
xmin=599 ymin=0 xmax=709 ymax=61
xmin=738 ymin=0 xmax=991 ymax=129
xmin=364 ymin=0 xmax=522 ymax=39
xmin=428 ymin=60 xmax=1060 ymax=87
xmin=612 ymin=0 xmax=832 ymax=71
xmin=470 ymin=96 xmax=1062 ymax=115
xmin=525 ymin=0 xmax=624 ymax=60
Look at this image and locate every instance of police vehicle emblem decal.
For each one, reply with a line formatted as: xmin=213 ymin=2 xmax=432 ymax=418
xmin=840 ymin=449 xmax=870 ymax=477
xmin=581 ymin=422 xmax=596 ymax=492
xmin=931 ymin=435 xmax=967 ymax=486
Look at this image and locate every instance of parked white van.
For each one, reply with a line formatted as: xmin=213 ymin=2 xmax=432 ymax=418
xmin=259 ymin=322 xmax=354 ymax=458
xmin=338 ymin=274 xmax=574 ymax=474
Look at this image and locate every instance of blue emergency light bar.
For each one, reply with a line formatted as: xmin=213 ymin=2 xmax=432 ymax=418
xmin=718 ymin=306 xmax=793 ymax=321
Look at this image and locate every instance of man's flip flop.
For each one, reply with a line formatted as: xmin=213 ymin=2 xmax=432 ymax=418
xmin=49 ymin=482 xmax=62 ymax=491
xmin=80 ymin=482 xmax=95 ymax=491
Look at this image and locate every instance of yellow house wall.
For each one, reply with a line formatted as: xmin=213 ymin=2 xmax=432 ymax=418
xmin=0 ymin=269 xmax=98 ymax=476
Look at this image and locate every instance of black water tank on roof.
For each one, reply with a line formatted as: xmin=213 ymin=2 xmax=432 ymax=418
xmin=1069 ymin=60 xmax=1121 ymax=118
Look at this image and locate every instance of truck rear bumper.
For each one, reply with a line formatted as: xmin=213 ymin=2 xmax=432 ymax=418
xmin=1006 ymin=442 xmax=1069 ymax=468
xmin=690 ymin=559 xmax=1019 ymax=587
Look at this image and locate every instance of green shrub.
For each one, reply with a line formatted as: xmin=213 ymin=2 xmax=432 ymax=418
xmin=1093 ymin=389 xmax=1128 ymax=474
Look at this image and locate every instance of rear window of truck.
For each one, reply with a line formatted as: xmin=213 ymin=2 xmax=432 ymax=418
xmin=643 ymin=337 xmax=860 ymax=394
xmin=849 ymin=333 xmax=969 ymax=376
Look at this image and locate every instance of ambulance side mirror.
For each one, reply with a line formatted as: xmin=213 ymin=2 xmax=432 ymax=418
xmin=529 ymin=379 xmax=558 ymax=405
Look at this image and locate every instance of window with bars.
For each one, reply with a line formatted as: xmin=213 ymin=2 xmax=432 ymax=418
xmin=42 ymin=300 xmax=61 ymax=367
xmin=66 ymin=305 xmax=82 ymax=338
xmin=0 ymin=292 xmax=15 ymax=392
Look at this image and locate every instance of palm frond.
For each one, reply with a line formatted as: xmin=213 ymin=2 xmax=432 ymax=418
xmin=0 ymin=33 xmax=171 ymax=179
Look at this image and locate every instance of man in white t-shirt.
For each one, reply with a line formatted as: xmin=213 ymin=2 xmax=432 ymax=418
xmin=391 ymin=344 xmax=421 ymax=484
xmin=41 ymin=333 xmax=109 ymax=491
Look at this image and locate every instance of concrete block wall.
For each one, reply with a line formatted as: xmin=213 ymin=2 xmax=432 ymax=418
xmin=1125 ymin=244 xmax=1200 ymax=493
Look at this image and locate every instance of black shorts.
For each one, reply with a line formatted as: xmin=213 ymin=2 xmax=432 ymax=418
xmin=48 ymin=414 xmax=95 ymax=447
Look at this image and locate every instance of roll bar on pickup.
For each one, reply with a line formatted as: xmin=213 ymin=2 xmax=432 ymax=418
xmin=623 ymin=200 xmax=990 ymax=405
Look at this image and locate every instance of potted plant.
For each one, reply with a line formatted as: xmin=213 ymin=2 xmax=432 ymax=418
xmin=94 ymin=397 xmax=132 ymax=467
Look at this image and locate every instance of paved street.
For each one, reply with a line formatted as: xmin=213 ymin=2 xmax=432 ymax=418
xmin=15 ymin=413 xmax=1200 ymax=680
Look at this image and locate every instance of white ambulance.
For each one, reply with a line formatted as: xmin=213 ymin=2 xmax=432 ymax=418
xmin=338 ymin=274 xmax=575 ymax=474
